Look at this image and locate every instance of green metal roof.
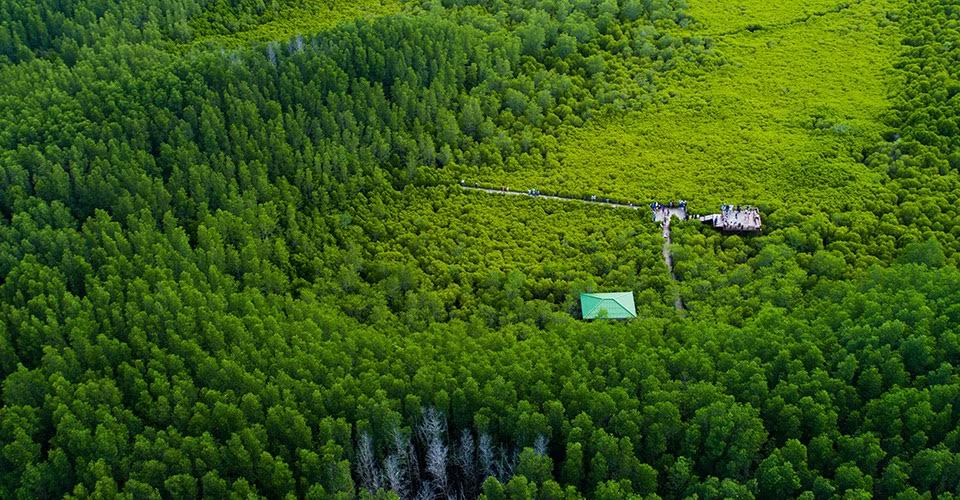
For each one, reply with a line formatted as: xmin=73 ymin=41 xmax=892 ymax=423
xmin=580 ymin=292 xmax=637 ymax=320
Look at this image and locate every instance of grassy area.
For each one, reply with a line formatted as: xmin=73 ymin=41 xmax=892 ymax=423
xmin=479 ymin=0 xmax=898 ymax=212
xmin=192 ymin=0 xmax=402 ymax=47
xmin=691 ymin=0 xmax=856 ymax=34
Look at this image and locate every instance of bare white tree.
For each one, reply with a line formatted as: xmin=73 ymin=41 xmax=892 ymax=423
xmin=289 ymin=34 xmax=304 ymax=54
xmin=414 ymin=480 xmax=434 ymax=500
xmin=385 ymin=427 xmax=418 ymax=498
xmin=418 ymin=408 xmax=445 ymax=443
xmin=426 ymin=439 xmax=448 ymax=492
xmin=478 ymin=432 xmax=496 ymax=481
xmin=455 ymin=428 xmax=476 ymax=491
xmin=420 ymin=408 xmax=449 ymax=495
xmin=265 ymin=43 xmax=277 ymax=66
xmin=495 ymin=446 xmax=517 ymax=482
xmin=369 ymin=411 xmax=524 ymax=497
xmin=384 ymin=453 xmax=408 ymax=499
xmin=534 ymin=434 xmax=548 ymax=456
xmin=357 ymin=432 xmax=382 ymax=493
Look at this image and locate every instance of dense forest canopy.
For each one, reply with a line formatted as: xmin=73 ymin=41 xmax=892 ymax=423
xmin=1 ymin=0 xmax=959 ymax=498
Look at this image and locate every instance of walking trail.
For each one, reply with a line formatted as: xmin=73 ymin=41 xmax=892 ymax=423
xmin=460 ymin=185 xmax=645 ymax=210
xmin=460 ymin=185 xmax=686 ymax=312
xmin=659 ymin=216 xmax=686 ymax=312
xmin=652 ymin=206 xmax=687 ymax=312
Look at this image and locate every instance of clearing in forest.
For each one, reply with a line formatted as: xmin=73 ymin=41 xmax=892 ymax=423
xmin=485 ymin=0 xmax=899 ymax=209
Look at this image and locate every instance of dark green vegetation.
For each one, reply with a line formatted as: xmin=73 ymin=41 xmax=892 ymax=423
xmin=1 ymin=0 xmax=959 ymax=499
xmin=0 ymin=0 xmax=398 ymax=61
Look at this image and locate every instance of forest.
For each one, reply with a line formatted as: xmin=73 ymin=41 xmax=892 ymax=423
xmin=0 ymin=0 xmax=959 ymax=498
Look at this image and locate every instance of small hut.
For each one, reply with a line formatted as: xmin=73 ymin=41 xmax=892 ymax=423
xmin=580 ymin=292 xmax=637 ymax=319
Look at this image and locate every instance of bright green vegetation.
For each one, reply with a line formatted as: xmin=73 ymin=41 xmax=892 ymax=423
xmin=2 ymin=0 xmax=960 ymax=498
xmin=191 ymin=0 xmax=403 ymax=47
xmin=690 ymin=0 xmax=854 ymax=34
xmin=479 ymin=0 xmax=898 ymax=211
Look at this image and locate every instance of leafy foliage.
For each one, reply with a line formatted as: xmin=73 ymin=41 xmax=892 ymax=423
xmin=0 ymin=0 xmax=959 ymax=498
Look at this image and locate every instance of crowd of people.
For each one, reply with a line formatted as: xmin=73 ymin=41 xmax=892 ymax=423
xmin=718 ymin=204 xmax=761 ymax=231
xmin=721 ymin=203 xmax=757 ymax=213
xmin=649 ymin=200 xmax=689 ymax=222
xmin=650 ymin=200 xmax=687 ymax=210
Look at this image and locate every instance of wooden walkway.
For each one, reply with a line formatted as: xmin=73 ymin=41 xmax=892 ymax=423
xmin=650 ymin=205 xmax=688 ymax=311
xmin=459 ymin=185 xmax=645 ymax=211
xmin=659 ymin=216 xmax=686 ymax=312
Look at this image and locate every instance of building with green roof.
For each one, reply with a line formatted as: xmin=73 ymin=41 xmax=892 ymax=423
xmin=580 ymin=292 xmax=637 ymax=320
